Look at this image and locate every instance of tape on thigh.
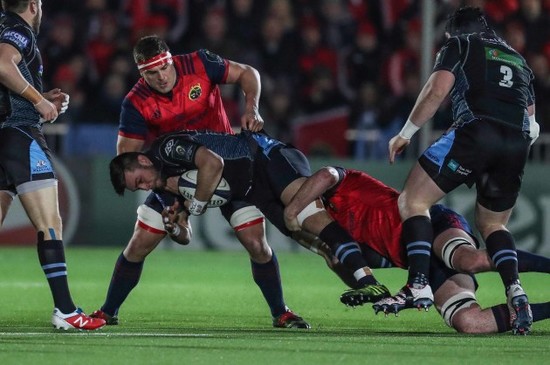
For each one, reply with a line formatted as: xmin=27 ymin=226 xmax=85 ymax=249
xmin=16 ymin=178 xmax=57 ymax=194
xmin=296 ymin=199 xmax=325 ymax=226
xmin=441 ymin=237 xmax=476 ymax=269
xmin=137 ymin=204 xmax=165 ymax=234
xmin=230 ymin=205 xmax=265 ymax=232
xmin=440 ymin=291 xmax=477 ymax=327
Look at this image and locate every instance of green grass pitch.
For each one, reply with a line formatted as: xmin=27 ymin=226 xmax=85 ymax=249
xmin=0 ymin=246 xmax=548 ymax=365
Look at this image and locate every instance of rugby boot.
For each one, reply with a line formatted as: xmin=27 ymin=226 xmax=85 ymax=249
xmin=90 ymin=309 xmax=119 ymax=325
xmin=52 ymin=308 xmax=106 ymax=330
xmin=273 ymin=309 xmax=311 ymax=329
xmin=373 ymin=284 xmax=434 ymax=316
xmin=506 ymin=282 xmax=533 ymax=335
xmin=340 ymin=283 xmax=391 ymax=307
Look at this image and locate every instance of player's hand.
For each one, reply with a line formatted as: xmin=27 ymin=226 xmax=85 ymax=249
xmin=388 ymin=135 xmax=411 ymax=164
xmin=241 ymin=105 xmax=264 ymax=132
xmin=41 ymin=89 xmax=68 ymax=123
xmin=35 ymin=98 xmax=58 ymax=123
xmin=162 ymin=201 xmax=181 ymax=235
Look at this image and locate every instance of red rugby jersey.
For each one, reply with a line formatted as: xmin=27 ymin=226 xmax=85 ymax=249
xmin=325 ymin=169 xmax=407 ymax=268
xmin=118 ymin=50 xmax=234 ymax=144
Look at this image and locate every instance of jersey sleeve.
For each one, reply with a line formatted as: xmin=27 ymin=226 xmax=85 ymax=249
xmin=433 ymin=37 xmax=463 ymax=74
xmin=157 ymin=135 xmax=202 ymax=169
xmin=0 ymin=25 xmax=32 ymax=57
xmin=118 ymin=97 xmax=148 ymax=139
xmin=196 ymin=49 xmax=229 ymax=84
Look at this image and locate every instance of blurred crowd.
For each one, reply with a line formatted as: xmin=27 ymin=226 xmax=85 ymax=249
xmin=38 ymin=0 xmax=550 ymax=159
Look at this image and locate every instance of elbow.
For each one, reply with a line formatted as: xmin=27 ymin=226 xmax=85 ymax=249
xmin=319 ymin=167 xmax=339 ymax=186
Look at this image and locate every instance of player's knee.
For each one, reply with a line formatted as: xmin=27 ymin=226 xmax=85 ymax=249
xmin=440 ymin=291 xmax=480 ymax=333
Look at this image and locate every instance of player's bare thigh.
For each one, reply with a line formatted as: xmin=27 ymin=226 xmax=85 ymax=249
xmin=434 ymin=227 xmax=492 ymax=273
xmin=123 ymin=224 xmax=165 ymax=261
xmin=18 ymin=183 xmax=62 ymax=240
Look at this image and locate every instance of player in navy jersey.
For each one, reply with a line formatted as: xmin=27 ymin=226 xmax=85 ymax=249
xmin=92 ymin=35 xmax=313 ymax=329
xmin=284 ymin=166 xmax=550 ymax=333
xmin=109 ymin=130 xmax=393 ymax=311
xmin=388 ymin=7 xmax=539 ymax=334
xmin=0 ymin=0 xmax=104 ymax=330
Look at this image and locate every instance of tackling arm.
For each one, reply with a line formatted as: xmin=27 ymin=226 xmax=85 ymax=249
xmin=284 ymin=167 xmax=340 ymax=230
xmin=117 ymin=135 xmax=145 ymax=154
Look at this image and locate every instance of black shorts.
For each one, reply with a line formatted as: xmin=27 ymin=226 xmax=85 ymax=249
xmin=0 ymin=126 xmax=55 ymax=193
xmin=419 ymin=120 xmax=530 ymax=211
xmin=246 ymin=145 xmax=311 ymax=235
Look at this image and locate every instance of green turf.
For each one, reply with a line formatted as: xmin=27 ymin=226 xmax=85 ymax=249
xmin=0 ymin=247 xmax=548 ymax=365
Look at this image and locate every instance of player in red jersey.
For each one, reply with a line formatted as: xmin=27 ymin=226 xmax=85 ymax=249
xmin=91 ymin=35 xmax=309 ymax=328
xmin=284 ymin=166 xmax=550 ymax=333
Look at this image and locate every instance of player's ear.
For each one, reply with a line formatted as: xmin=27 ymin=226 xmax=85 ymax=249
xmin=137 ymin=154 xmax=152 ymax=166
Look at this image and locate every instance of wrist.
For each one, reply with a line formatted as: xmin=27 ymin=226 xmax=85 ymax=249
xmin=20 ymin=83 xmax=45 ymax=105
xmin=188 ymin=198 xmax=207 ymax=216
xmin=398 ymin=119 xmax=420 ymax=140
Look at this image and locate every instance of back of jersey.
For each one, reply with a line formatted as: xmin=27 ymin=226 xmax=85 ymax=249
xmin=437 ymin=32 xmax=534 ymax=130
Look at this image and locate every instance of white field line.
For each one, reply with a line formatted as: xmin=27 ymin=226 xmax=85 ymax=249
xmin=0 ymin=332 xmax=212 ymax=337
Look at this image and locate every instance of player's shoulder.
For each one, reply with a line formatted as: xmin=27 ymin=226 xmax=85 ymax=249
xmin=125 ymin=79 xmax=153 ymax=103
xmin=0 ymin=15 xmax=34 ymax=52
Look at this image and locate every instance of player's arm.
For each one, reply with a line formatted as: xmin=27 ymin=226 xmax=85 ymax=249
xmin=0 ymin=43 xmax=57 ymax=121
xmin=284 ymin=167 xmax=340 ymax=231
xmin=225 ymin=60 xmax=264 ymax=132
xmin=117 ymin=135 xmax=145 ymax=154
xmin=185 ymin=146 xmax=224 ymax=215
xmin=388 ymin=69 xmax=455 ymax=163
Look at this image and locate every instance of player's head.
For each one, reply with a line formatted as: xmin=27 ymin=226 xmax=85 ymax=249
xmin=133 ymin=35 xmax=176 ymax=93
xmin=110 ymin=152 xmax=163 ymax=195
xmin=445 ymin=7 xmax=490 ymax=37
xmin=2 ymin=0 xmax=43 ymax=33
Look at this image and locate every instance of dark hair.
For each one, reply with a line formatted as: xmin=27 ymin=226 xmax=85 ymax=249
xmin=109 ymin=152 xmax=144 ymax=196
xmin=445 ymin=7 xmax=490 ymax=36
xmin=2 ymin=0 xmax=30 ymax=13
xmin=133 ymin=35 xmax=170 ymax=64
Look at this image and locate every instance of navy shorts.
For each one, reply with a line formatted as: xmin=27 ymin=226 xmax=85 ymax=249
xmin=419 ymin=120 xmax=530 ymax=211
xmin=0 ymin=126 xmax=55 ymax=193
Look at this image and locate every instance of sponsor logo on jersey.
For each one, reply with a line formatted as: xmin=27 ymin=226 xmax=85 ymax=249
xmin=188 ymin=83 xmax=202 ymax=100
xmin=3 ymin=30 xmax=29 ymax=49
xmin=203 ymin=50 xmax=223 ymax=65
xmin=175 ymin=145 xmax=194 ymax=161
xmin=164 ymin=139 xmax=175 ymax=155
xmin=485 ymin=47 xmax=522 ymax=68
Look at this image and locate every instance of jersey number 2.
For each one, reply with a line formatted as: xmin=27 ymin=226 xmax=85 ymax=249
xmin=498 ymin=65 xmax=513 ymax=88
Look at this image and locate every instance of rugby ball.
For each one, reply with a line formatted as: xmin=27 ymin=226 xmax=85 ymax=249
xmin=178 ymin=169 xmax=231 ymax=207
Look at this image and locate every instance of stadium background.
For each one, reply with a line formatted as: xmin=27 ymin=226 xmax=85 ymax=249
xmin=1 ymin=0 xmax=550 ymax=254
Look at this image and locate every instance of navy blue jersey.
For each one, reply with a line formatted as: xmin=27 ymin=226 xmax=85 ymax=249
xmin=0 ymin=11 xmax=42 ymax=127
xmin=434 ymin=32 xmax=534 ymax=131
xmin=146 ymin=130 xmax=285 ymax=200
xmin=145 ymin=130 xmax=311 ymax=221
